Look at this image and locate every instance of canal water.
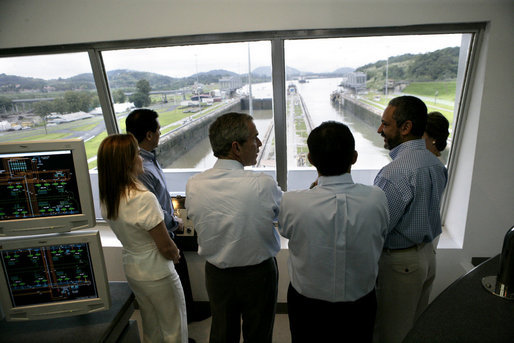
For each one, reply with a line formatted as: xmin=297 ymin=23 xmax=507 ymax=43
xmin=166 ymin=78 xmax=390 ymax=169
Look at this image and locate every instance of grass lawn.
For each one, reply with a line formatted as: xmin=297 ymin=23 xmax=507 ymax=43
xmin=403 ymin=81 xmax=457 ymax=101
xmin=70 ymin=119 xmax=103 ymax=132
xmin=22 ymin=132 xmax=74 ymax=141
xmin=161 ymin=124 xmax=181 ymax=135
xmin=361 ymin=80 xmax=456 ymax=123
xmin=158 ymin=108 xmax=194 ymax=127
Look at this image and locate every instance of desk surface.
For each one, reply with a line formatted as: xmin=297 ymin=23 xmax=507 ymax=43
xmin=404 ymin=255 xmax=514 ymax=343
xmin=0 ymin=281 xmax=135 ymax=343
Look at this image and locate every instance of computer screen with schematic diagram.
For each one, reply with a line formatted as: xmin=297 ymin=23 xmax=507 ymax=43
xmin=0 ymin=140 xmax=95 ymax=236
xmin=0 ymin=231 xmax=110 ymax=321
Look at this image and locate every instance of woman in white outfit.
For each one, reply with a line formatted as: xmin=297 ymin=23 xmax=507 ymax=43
xmin=98 ymin=134 xmax=188 ymax=343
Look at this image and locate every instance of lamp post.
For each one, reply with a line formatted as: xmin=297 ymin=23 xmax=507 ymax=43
xmin=195 ymin=54 xmax=200 ymax=116
xmin=248 ymin=43 xmax=253 ymax=116
xmin=384 ymin=44 xmax=390 ymax=98
xmin=385 ymin=56 xmax=389 ymax=97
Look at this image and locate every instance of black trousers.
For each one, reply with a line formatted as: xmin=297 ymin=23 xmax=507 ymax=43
xmin=173 ymin=247 xmax=196 ymax=322
xmin=287 ymin=283 xmax=377 ymax=343
xmin=205 ymin=257 xmax=278 ymax=343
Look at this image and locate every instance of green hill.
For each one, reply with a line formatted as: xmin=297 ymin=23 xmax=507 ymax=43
xmin=356 ymin=47 xmax=459 ymax=90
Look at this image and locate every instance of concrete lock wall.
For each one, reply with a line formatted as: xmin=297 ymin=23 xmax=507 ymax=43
xmin=240 ymin=98 xmax=273 ymax=110
xmin=155 ymin=100 xmax=243 ymax=167
xmin=340 ymin=95 xmax=382 ymax=128
xmin=155 ymin=98 xmax=273 ymax=166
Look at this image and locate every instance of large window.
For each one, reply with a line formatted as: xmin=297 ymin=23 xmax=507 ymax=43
xmin=284 ymin=34 xmax=467 ymax=181
xmin=0 ymin=53 xmax=108 ymax=170
xmin=0 ymin=25 xmax=481 ymax=203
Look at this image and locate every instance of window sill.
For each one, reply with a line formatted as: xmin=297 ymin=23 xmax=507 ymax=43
xmin=436 ymin=226 xmax=462 ymax=249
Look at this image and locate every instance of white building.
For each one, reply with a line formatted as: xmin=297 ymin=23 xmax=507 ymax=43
xmin=344 ymin=71 xmax=367 ymax=90
xmin=0 ymin=121 xmax=11 ymax=131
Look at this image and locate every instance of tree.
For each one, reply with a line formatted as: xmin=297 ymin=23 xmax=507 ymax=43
xmin=0 ymin=96 xmax=12 ymax=113
xmin=53 ymin=98 xmax=68 ymax=114
xmin=33 ymin=101 xmax=54 ymax=134
xmin=91 ymin=94 xmax=100 ymax=108
xmin=129 ymin=92 xmax=150 ymax=108
xmin=408 ymin=47 xmax=459 ymax=81
xmin=63 ymin=91 xmax=92 ymax=112
xmin=112 ymin=89 xmax=126 ymax=103
xmin=136 ymin=79 xmax=151 ymax=94
xmin=129 ymin=79 xmax=151 ymax=107
xmin=387 ymin=65 xmax=405 ymax=79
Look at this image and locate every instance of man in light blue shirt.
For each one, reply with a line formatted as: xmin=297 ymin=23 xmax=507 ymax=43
xmin=186 ymin=112 xmax=282 ymax=343
xmin=374 ymin=96 xmax=447 ymax=343
xmin=279 ymin=121 xmax=389 ymax=343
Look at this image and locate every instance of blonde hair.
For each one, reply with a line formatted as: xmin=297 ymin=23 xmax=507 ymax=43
xmin=97 ymin=134 xmax=142 ymax=220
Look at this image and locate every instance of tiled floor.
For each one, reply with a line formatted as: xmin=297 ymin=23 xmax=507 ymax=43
xmin=131 ymin=311 xmax=292 ymax=343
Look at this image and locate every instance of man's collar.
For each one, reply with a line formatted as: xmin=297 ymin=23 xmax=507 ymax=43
xmin=213 ymin=158 xmax=244 ymax=170
xmin=317 ymin=173 xmax=353 ymax=186
xmin=389 ymin=138 xmax=426 ymax=159
xmin=139 ymin=147 xmax=156 ymax=160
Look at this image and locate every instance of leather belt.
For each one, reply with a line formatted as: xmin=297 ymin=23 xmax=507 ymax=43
xmin=383 ymin=242 xmax=426 ymax=253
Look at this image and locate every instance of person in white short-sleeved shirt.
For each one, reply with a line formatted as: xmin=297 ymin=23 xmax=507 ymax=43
xmin=98 ymin=134 xmax=187 ymax=343
xmin=103 ymin=189 xmax=173 ymax=281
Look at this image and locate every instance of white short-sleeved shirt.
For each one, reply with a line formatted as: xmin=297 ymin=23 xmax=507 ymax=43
xmin=101 ymin=188 xmax=171 ymax=281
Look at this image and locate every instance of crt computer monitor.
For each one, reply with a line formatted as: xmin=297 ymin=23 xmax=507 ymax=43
xmin=0 ymin=139 xmax=95 ymax=236
xmin=0 ymin=230 xmax=110 ymax=321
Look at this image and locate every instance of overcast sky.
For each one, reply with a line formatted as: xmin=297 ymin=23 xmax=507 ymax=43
xmin=1 ymin=34 xmax=463 ymax=80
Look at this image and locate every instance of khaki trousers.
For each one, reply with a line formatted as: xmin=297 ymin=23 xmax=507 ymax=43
xmin=375 ymin=242 xmax=436 ymax=343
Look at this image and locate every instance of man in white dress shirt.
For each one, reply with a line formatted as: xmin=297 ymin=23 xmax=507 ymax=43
xmin=279 ymin=121 xmax=390 ymax=343
xmin=186 ymin=112 xmax=283 ymax=343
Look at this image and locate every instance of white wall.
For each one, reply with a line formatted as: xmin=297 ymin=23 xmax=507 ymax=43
xmin=2 ymin=0 xmax=513 ymax=301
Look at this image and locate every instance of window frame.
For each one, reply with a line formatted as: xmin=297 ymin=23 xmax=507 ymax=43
xmin=0 ymin=23 xmax=486 ymax=224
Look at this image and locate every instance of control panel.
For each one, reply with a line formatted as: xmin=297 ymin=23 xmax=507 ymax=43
xmin=171 ymin=196 xmax=194 ymax=237
xmin=171 ymin=196 xmax=198 ymax=251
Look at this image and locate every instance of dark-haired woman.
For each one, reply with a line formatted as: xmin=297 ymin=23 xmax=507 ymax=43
xmin=423 ymin=111 xmax=450 ymax=157
xmin=423 ymin=112 xmax=449 ymax=249
xmin=98 ymin=134 xmax=187 ymax=343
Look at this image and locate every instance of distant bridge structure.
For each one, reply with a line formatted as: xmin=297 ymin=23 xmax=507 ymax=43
xmin=11 ymin=98 xmax=55 ymax=113
xmin=124 ymin=89 xmax=185 ymax=96
xmin=123 ymin=89 xmax=188 ymax=103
